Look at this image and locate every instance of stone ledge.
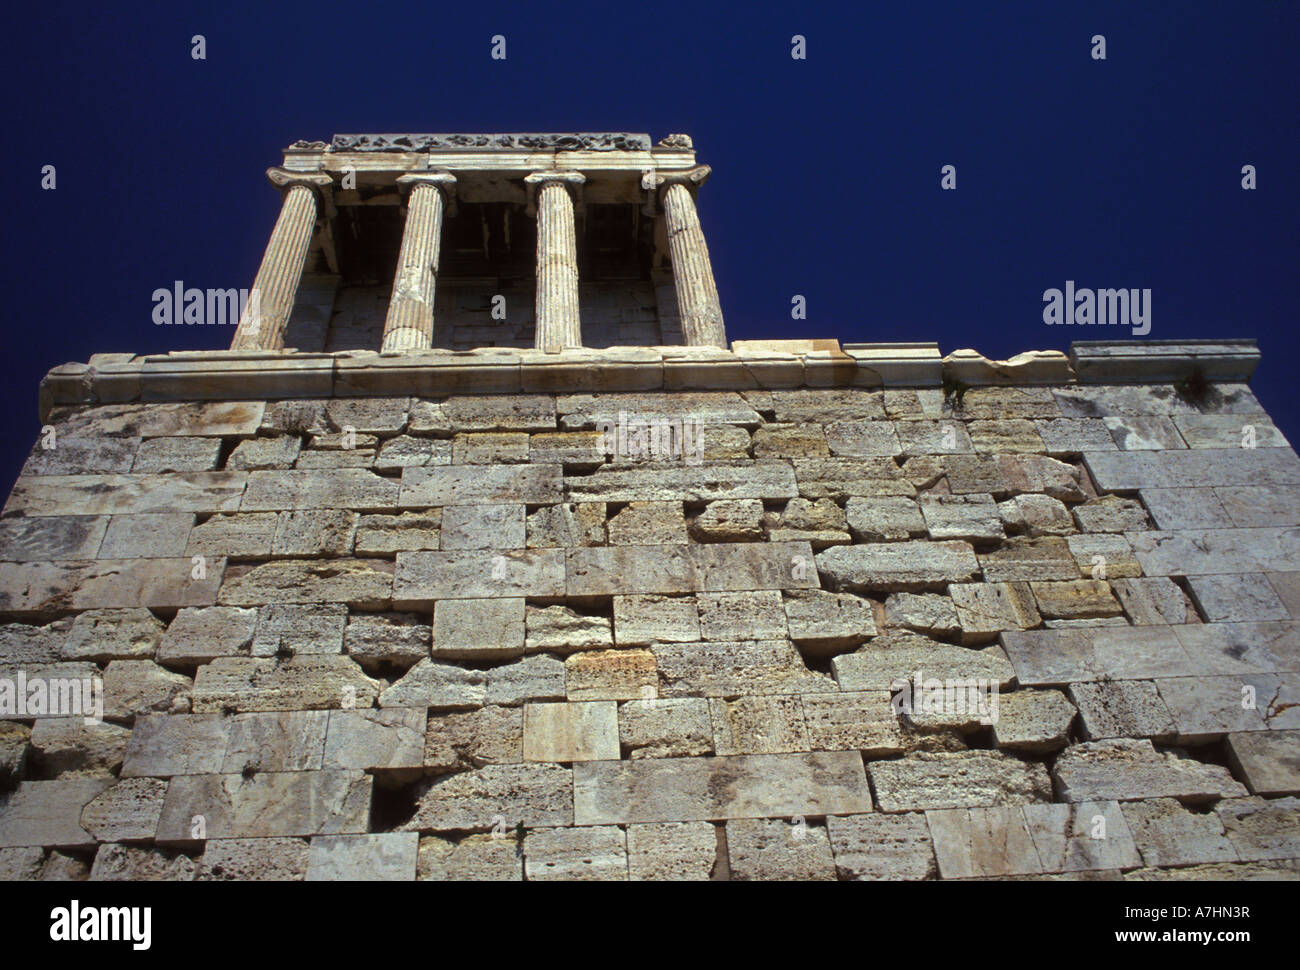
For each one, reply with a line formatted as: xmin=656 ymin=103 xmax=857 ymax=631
xmin=36 ymin=338 xmax=1256 ymax=420
xmin=1070 ymin=340 xmax=1260 ymax=384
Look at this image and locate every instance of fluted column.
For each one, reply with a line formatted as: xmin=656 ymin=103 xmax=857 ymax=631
xmin=644 ymin=165 xmax=726 ymax=348
xmin=231 ymin=169 xmax=334 ymax=350
xmin=382 ymin=172 xmax=457 ymax=352
xmin=525 ymin=171 xmax=586 ymax=353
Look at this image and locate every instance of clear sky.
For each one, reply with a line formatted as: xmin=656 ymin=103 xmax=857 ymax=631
xmin=3 ymin=0 xmax=1297 ymax=486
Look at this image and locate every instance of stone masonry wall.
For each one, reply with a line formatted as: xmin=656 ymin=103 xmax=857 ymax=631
xmin=0 ymin=379 xmax=1298 ymax=880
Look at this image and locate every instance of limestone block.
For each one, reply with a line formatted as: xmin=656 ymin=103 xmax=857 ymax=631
xmin=324 ymin=397 xmax=411 ymax=435
xmin=0 ymin=776 xmax=112 ymax=849
xmin=0 ymin=515 xmax=109 ymax=561
xmin=241 ymin=469 xmax=397 ymax=511
xmin=324 ymin=708 xmax=426 ymax=770
xmin=613 ymin=594 xmax=699 ymax=646
xmin=484 ymin=654 xmax=567 ymax=707
xmin=1218 ymin=484 xmax=1300 ymax=528
xmin=565 ymin=461 xmax=797 ymax=503
xmin=793 ymin=457 xmax=914 ymax=500
xmin=4 ymin=473 xmax=247 ymax=518
xmin=1084 ymin=448 xmax=1300 ymax=491
xmin=226 ymin=436 xmax=301 ymax=471
xmin=432 ymin=598 xmax=524 ymax=662
xmin=978 ymin=537 xmax=1078 ymax=583
xmin=29 ymin=718 xmax=130 ymax=776
xmin=1022 ymin=801 xmax=1141 ymax=873
xmin=884 ymin=592 xmax=961 ymax=637
xmin=1215 ymin=796 xmax=1300 ymax=861
xmin=0 ymin=557 xmax=225 ymax=613
xmin=998 ymin=494 xmax=1074 ymax=537
xmin=98 ymin=513 xmax=194 ymax=558
xmin=251 ymin=603 xmax=348 ymax=657
xmin=354 ymin=510 xmax=441 ymax=554
xmin=894 ymin=419 xmax=973 ymax=456
xmin=0 ymin=846 xmax=43 ymax=880
xmin=627 ymin=821 xmax=716 ymax=880
xmin=654 ymin=639 xmax=835 ymax=697
xmin=89 ymin=844 xmax=197 ymax=881
xmin=417 ymin=834 xmax=522 ymax=880
xmin=399 ymin=464 xmax=562 ymax=507
xmin=523 ymin=825 xmax=627 ymax=881
xmin=1104 ymin=415 xmax=1186 ymax=450
xmin=698 ymin=590 xmax=788 ymax=641
xmin=1072 ymin=495 xmax=1148 ymax=533
xmin=1029 ymin=580 xmax=1122 ymax=620
xmin=529 ymin=431 xmax=606 ymax=467
xmin=949 ymin=582 xmax=1042 ymax=644
xmin=525 ymin=605 xmax=611 ymax=653
xmin=1226 ymin=730 xmax=1300 ymax=795
xmin=1111 ymin=577 xmax=1192 ymax=625
xmin=452 ymin=432 xmax=529 ymax=464
xmin=80 ymin=777 xmax=167 ymax=842
xmin=689 ymin=499 xmax=764 ymax=542
xmin=1156 ymin=674 xmax=1272 ymax=741
xmin=62 ymin=608 xmax=164 ymax=663
xmin=558 ymin=392 xmax=758 ymax=430
xmin=526 ymin=503 xmax=606 ymax=547
xmin=295 ymin=449 xmax=375 ymax=469
xmin=990 ymin=689 xmax=1075 ymax=753
xmin=1187 ymin=574 xmax=1288 ymax=622
xmin=23 ymin=437 xmax=140 ymax=475
xmin=927 ymin=806 xmax=1042 ymax=878
xmin=831 ymin=633 xmax=1015 ymax=691
xmin=800 ymin=690 xmax=907 ymax=755
xmin=726 ymin=818 xmax=836 ymax=880
xmin=103 ymin=660 xmax=192 ymax=721
xmin=442 ymin=394 xmax=556 ymax=432
xmin=220 ymin=711 xmax=329 ymax=773
xmin=869 ymin=751 xmax=1052 ymax=812
xmin=1053 ymin=738 xmax=1247 ymax=802
xmin=271 ymin=509 xmax=358 ymax=557
xmin=374 ymin=435 xmax=451 ymax=470
xmin=186 ymin=512 xmax=278 ymax=558
xmin=566 ymin=649 xmax=656 ymax=702
xmin=763 ymin=389 xmax=885 ymax=423
xmin=752 ymin=424 xmax=829 ymax=458
xmin=606 ymin=501 xmax=688 ymax=545
xmin=51 ymin=401 xmax=264 ymax=439
xmin=1002 ymin=627 xmax=1193 ymax=687
xmin=523 ymin=701 xmax=619 ymax=762
xmin=969 ymin=419 xmax=1045 ymax=454
xmin=199 ymin=837 xmax=310 ymax=881
xmin=709 ymin=695 xmax=808 ymax=755
xmin=0 ymin=723 xmax=31 ymax=784
xmin=817 ymin=540 xmax=978 ymax=593
xmin=218 ymin=559 xmax=393 ymax=609
xmin=573 ymin=751 xmax=871 ymax=825
xmin=1173 ymin=621 xmax=1298 ymax=676
xmin=844 ymin=496 xmax=926 ymax=542
xmin=782 ymin=589 xmax=875 ymax=652
xmin=404 ymin=763 xmax=573 ymax=831
xmin=424 ymin=706 xmax=523 ymax=771
xmin=261 ymin=400 xmax=329 ymax=436
xmin=826 ymin=813 xmax=936 ymax=880
xmin=306 ymin=832 xmax=419 ymax=881
xmin=122 ymin=714 xmax=231 ymax=777
xmin=1139 ymin=487 xmax=1234 ymax=530
xmin=158 ymin=606 xmax=257 ymax=665
xmin=379 ymin=660 xmax=487 ymax=710
xmin=156 ymin=770 xmax=372 ymax=841
xmin=1121 ymin=798 xmax=1237 ymax=867
xmin=191 ymin=656 xmax=381 ymax=713
xmin=394 ymin=550 xmax=564 ymax=606
xmin=824 ymin=420 xmax=901 ymax=457
xmin=1067 ymin=680 xmax=1176 ymax=741
xmin=0 ymin=619 xmax=71 ymax=666
xmin=618 ymin=697 xmax=712 ymax=758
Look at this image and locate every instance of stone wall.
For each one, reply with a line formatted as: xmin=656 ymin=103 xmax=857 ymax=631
xmin=0 ymin=375 xmax=1297 ymax=880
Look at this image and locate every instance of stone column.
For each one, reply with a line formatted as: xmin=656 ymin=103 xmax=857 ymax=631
xmin=643 ymin=165 xmax=726 ymax=348
xmin=525 ymin=172 xmax=586 ymax=353
xmin=231 ymin=169 xmax=334 ymax=351
xmin=381 ymin=172 xmax=457 ymax=352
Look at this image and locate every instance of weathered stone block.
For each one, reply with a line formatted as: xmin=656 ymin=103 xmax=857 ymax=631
xmin=1053 ymin=739 xmax=1247 ymax=803
xmin=98 ymin=513 xmax=194 ymax=558
xmin=627 ymin=821 xmax=716 ymax=880
xmin=62 ymin=608 xmax=164 ymax=663
xmin=156 ymin=770 xmax=372 ymax=841
xmin=306 ymin=833 xmax=419 ymax=881
xmin=1067 ymin=680 xmax=1176 ymax=741
xmin=523 ymin=701 xmax=619 ymax=762
xmin=191 ymin=656 xmax=381 ymax=713
xmin=524 ymin=825 xmax=627 ymax=880
xmin=1226 ymin=730 xmax=1300 ymax=795
xmin=80 ymin=777 xmax=167 ymax=842
xmin=199 ymin=837 xmax=310 ymax=880
xmin=709 ymin=694 xmax=808 ymax=755
xmin=122 ymin=714 xmax=230 ymax=777
xmin=870 ymin=751 xmax=1052 ymax=812
xmin=826 ymin=812 xmax=936 ymax=880
xmin=219 ymin=559 xmax=392 ymax=609
xmin=158 ymin=606 xmax=257 ymax=665
xmin=991 ymin=690 xmax=1075 ymax=753
xmin=251 ymin=603 xmax=348 ymax=657
xmin=1121 ymin=797 xmax=1237 ymax=867
xmin=726 ymin=818 xmax=836 ymax=880
xmin=324 ymin=708 xmax=425 ymax=770
xmin=566 ymin=649 xmax=656 ymax=702
xmin=417 ymin=833 xmax=522 ymax=880
xmin=405 ymin=763 xmax=573 ymax=830
xmin=817 ymin=540 xmax=979 ymax=593
xmin=949 ymin=582 xmax=1041 ymax=644
xmin=424 ymin=706 xmax=523 ymax=771
xmin=220 ymin=711 xmax=329 ymax=773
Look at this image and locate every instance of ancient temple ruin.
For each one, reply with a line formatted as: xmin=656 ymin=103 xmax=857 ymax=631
xmin=0 ymin=134 xmax=1296 ymax=881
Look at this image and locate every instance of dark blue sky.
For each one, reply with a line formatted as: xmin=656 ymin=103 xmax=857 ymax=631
xmin=4 ymin=1 xmax=1297 ymax=488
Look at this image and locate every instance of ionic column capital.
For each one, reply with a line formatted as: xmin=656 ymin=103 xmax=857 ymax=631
xmin=640 ymin=164 xmax=711 ymax=213
xmin=396 ymin=171 xmax=458 ymax=216
xmin=524 ymin=171 xmax=586 ymax=216
xmin=266 ymin=168 xmax=336 ymax=218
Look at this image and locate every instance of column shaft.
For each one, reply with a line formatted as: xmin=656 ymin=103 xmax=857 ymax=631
xmin=663 ymin=182 xmax=726 ymax=348
xmin=382 ymin=182 xmax=447 ymax=351
xmin=534 ymin=181 xmax=582 ymax=352
xmin=231 ymin=184 xmax=320 ymax=350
